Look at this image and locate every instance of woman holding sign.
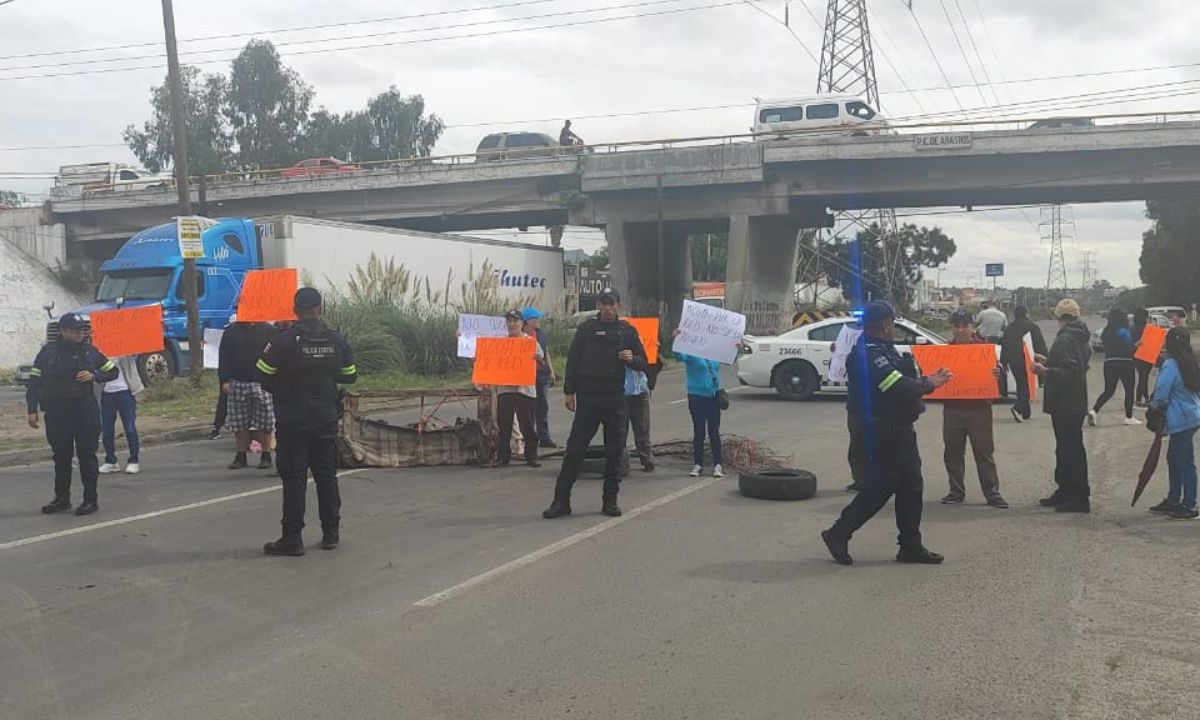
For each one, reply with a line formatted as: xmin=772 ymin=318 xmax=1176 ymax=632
xmin=486 ymin=310 xmax=543 ymax=468
xmin=672 ymin=328 xmax=729 ymax=479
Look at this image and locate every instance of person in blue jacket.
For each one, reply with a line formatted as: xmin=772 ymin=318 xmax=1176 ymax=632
xmin=1147 ymin=327 xmax=1200 ymax=520
xmin=671 ymin=327 xmax=729 ymax=479
xmin=1089 ymin=307 xmax=1140 ymax=427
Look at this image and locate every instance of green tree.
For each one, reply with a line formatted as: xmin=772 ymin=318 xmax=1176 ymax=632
xmin=1138 ymin=200 xmax=1200 ymax=305
xmin=123 ymin=66 xmax=234 ymax=175
xmin=690 ymin=234 xmax=727 ymax=281
xmin=825 ymin=223 xmax=957 ymax=307
xmin=303 ymin=87 xmax=444 ymax=162
xmin=226 ymin=40 xmax=313 ymax=170
xmin=0 ymin=190 xmax=26 ymax=207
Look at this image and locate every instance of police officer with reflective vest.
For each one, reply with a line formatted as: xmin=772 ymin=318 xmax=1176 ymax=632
xmin=821 ymin=301 xmax=952 ymax=566
xmin=25 ymin=312 xmax=119 ymax=516
xmin=255 ymin=288 xmax=357 ymax=556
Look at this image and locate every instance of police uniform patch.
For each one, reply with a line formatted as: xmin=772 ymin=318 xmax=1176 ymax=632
xmin=874 ymin=356 xmax=890 ymax=368
xmin=263 ymin=342 xmax=272 ymax=353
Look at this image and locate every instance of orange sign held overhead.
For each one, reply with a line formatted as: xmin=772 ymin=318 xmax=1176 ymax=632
xmin=88 ymin=304 xmax=165 ymax=358
xmin=472 ymin=337 xmax=537 ymax=386
xmin=237 ymin=268 xmax=298 ymax=323
xmin=627 ymin=317 xmax=660 ymax=365
xmin=1135 ymin=325 xmax=1168 ymax=364
xmin=912 ymin=344 xmax=1001 ymax=401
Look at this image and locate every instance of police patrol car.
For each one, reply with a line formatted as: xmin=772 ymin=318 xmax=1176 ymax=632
xmin=735 ymin=314 xmax=947 ymax=401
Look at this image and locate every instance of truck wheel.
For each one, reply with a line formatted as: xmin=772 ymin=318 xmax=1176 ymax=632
xmin=738 ymin=469 xmax=817 ymax=500
xmin=137 ymin=351 xmax=176 ymax=386
xmin=774 ymin=360 xmax=819 ymax=401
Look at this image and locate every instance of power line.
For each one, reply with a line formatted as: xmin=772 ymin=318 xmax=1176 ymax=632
xmin=738 ymin=0 xmax=818 ymax=63
xmin=0 ymin=1 xmax=743 ymax=82
xmin=937 ymin=0 xmax=990 ymax=110
xmin=952 ymin=0 xmax=1001 ymax=107
xmin=0 ymin=0 xmax=703 ymax=73
xmin=905 ymin=1 xmax=965 ymax=111
xmin=863 ymin=6 xmax=933 ymax=115
xmin=0 ymin=0 xmax=566 ymax=61
xmin=969 ymin=0 xmax=1012 ymax=105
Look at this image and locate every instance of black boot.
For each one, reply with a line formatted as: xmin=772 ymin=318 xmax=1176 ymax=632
xmin=821 ymin=529 xmax=853 ymax=565
xmin=228 ymin=452 xmax=248 ymax=470
xmin=896 ymin=546 xmax=945 ymax=564
xmin=320 ymin=527 xmax=339 ymax=550
xmin=75 ymin=501 xmax=99 ymax=516
xmin=1038 ymin=490 xmax=1064 ymax=507
xmin=257 ymin=452 xmax=273 ymax=470
xmin=601 ymin=499 xmax=622 ymax=517
xmin=41 ymin=498 xmax=72 ymax=514
xmin=542 ymin=500 xmax=572 ymax=519
xmin=263 ymin=537 xmax=305 ymax=556
xmin=1055 ymin=497 xmax=1091 ymax=514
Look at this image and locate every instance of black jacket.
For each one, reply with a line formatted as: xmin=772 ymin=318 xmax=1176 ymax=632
xmin=563 ymin=316 xmax=648 ymax=395
xmin=256 ymin=319 xmax=357 ymax=428
xmin=1000 ymin=318 xmax=1048 ymax=366
xmin=219 ymin=322 xmax=276 ymax=384
xmin=26 ymin=339 xmax=118 ymax=412
xmin=1042 ymin=320 xmax=1092 ymax=416
xmin=846 ymin=336 xmax=933 ymax=425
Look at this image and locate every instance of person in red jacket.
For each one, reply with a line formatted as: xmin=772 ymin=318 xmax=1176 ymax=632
xmin=939 ymin=310 xmax=1008 ymax=509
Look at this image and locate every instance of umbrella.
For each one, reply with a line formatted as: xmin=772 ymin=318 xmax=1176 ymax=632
xmin=1132 ymin=433 xmax=1165 ymax=507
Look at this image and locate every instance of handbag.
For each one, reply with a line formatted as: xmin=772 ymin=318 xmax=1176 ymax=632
xmin=712 ymin=364 xmax=729 ymax=410
xmin=1146 ymin=405 xmax=1166 ymax=435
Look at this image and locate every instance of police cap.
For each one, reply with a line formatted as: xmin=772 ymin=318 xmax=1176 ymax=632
xmin=598 ymin=287 xmax=620 ymax=303
xmin=860 ymin=301 xmax=895 ymax=325
xmin=58 ymin=312 xmax=87 ymax=330
xmin=294 ymin=287 xmax=323 ymax=310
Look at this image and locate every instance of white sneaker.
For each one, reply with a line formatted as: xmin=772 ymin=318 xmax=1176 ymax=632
xmin=689 ymin=465 xmax=702 ymax=477
xmin=98 ymin=463 xmax=119 ymax=474
xmin=124 ymin=463 xmax=140 ymax=474
xmin=713 ymin=464 xmax=725 ymax=478
xmin=1087 ymin=410 xmax=1098 ymax=426
xmin=1123 ymin=417 xmax=1143 ymax=426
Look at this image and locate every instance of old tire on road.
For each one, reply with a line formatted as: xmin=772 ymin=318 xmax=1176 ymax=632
xmin=738 ymin=469 xmax=818 ymax=501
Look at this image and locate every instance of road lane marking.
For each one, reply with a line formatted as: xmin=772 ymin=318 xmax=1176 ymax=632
xmin=413 ymin=475 xmax=724 ymax=608
xmin=0 ymin=470 xmax=365 ymax=552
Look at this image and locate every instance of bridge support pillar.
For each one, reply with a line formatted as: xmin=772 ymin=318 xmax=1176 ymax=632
xmin=725 ymin=214 xmax=801 ymax=336
xmin=606 ymin=221 xmax=692 ymax=331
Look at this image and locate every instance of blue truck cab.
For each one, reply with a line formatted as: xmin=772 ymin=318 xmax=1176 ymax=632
xmin=19 ymin=217 xmax=264 ymax=385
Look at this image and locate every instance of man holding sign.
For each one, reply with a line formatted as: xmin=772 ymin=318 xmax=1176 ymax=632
xmin=821 ymin=302 xmax=952 ymax=566
xmin=480 ymin=310 xmax=543 ymax=468
xmin=543 ymin=288 xmax=648 ymax=520
xmin=25 ymin=313 xmax=120 ymax=516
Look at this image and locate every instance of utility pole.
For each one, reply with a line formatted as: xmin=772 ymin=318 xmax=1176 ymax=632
xmin=1079 ymin=249 xmax=1095 ymax=289
xmin=161 ymin=0 xmax=202 ymax=376
xmin=816 ymin=0 xmax=900 ymax=304
xmin=1041 ymin=204 xmax=1071 ymax=290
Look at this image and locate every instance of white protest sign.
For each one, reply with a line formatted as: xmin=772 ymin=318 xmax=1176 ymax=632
xmin=456 ymin=314 xmax=508 ymax=358
xmin=826 ymin=324 xmax=862 ymax=382
xmin=671 ymin=299 xmax=746 ymax=365
xmin=202 ymin=328 xmax=223 ymax=369
xmin=177 ymin=216 xmax=217 ymax=260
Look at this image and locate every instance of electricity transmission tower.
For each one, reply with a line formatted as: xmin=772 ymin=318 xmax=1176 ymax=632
xmin=1041 ymin=205 xmax=1072 ymax=290
xmin=798 ymin=0 xmax=902 ymax=306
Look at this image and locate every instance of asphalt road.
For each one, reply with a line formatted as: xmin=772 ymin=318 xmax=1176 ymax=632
xmin=2 ymin=317 xmax=1197 ymax=719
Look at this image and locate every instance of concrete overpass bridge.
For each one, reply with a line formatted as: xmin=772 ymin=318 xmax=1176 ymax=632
xmin=45 ymin=120 xmax=1200 ymax=333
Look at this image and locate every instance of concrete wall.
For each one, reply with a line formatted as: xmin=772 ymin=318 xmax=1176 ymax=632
xmin=725 ymin=215 xmax=802 ymax=336
xmin=606 ymin=221 xmax=692 ymax=331
xmin=0 ymin=207 xmax=66 ymax=269
xmin=0 ymin=228 xmax=90 ymax=369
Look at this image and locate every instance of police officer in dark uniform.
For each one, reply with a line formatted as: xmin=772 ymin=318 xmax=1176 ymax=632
xmin=255 ymin=288 xmax=357 ymax=556
xmin=25 ymin=312 xmax=119 ymax=516
xmin=543 ymin=288 xmax=648 ymax=519
xmin=821 ymin=301 xmax=952 ymax=566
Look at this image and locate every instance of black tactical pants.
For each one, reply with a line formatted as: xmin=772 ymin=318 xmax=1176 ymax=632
xmin=44 ymin=397 xmax=101 ymax=504
xmin=554 ymin=393 xmax=627 ymax=504
xmin=277 ymin=422 xmax=340 ymax=542
xmin=830 ymin=422 xmax=924 ymax=549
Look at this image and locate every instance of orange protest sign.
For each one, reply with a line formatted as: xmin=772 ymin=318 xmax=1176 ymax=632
xmin=472 ymin=337 xmax=537 ymax=386
xmin=1135 ymin=325 xmax=1167 ymax=364
xmin=911 ymin=343 xmax=1001 ymax=401
xmin=627 ymin=317 xmax=660 ymax=365
xmin=237 ymin=268 xmax=298 ymax=323
xmin=88 ymin=304 xmax=165 ymax=358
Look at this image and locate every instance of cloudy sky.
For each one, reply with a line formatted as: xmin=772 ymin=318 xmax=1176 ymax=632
xmin=1 ymin=0 xmax=1192 ymax=287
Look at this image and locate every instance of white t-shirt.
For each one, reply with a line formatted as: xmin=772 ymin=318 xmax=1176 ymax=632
xmin=494 ymin=334 xmax=544 ymax=399
xmin=104 ymin=365 xmax=129 ymax=394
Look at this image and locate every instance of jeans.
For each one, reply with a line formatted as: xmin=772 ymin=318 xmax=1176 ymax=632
xmin=624 ymin=392 xmax=654 ymax=466
xmin=535 ymin=381 xmax=551 ymax=442
xmin=101 ymin=390 xmax=140 ymax=464
xmin=1051 ymin=413 xmax=1089 ymax=501
xmin=1094 ymin=359 xmax=1135 ymax=418
xmin=687 ymin=394 xmax=722 ymax=466
xmin=1166 ymin=426 xmax=1198 ymax=508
